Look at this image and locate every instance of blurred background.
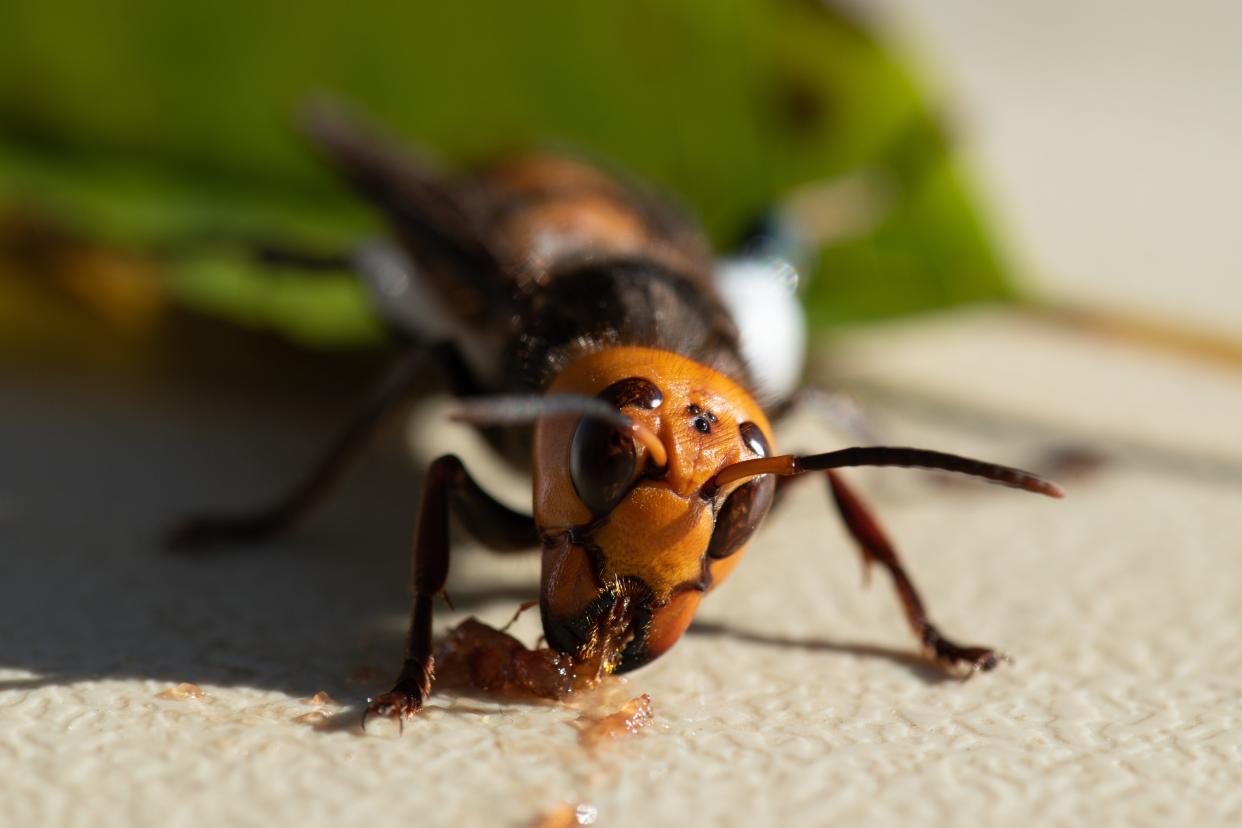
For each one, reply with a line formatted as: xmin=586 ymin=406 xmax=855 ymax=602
xmin=3 ymin=1 xmax=1238 ymax=373
xmin=0 ymin=0 xmax=1019 ymax=365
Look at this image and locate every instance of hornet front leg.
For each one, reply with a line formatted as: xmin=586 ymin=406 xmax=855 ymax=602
xmin=823 ymin=470 xmax=1003 ymax=674
xmin=364 ymin=455 xmax=539 ymax=730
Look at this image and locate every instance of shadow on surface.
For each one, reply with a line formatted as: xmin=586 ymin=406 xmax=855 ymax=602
xmin=0 ymin=358 xmax=541 ymax=705
xmin=687 ymin=620 xmax=960 ymax=685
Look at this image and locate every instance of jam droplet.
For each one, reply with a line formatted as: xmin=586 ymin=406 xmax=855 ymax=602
xmin=155 ymin=682 xmax=205 ymax=701
xmin=572 ymin=694 xmax=654 ymax=748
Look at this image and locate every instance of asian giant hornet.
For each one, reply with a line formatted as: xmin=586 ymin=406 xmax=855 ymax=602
xmin=170 ymin=102 xmax=1062 ymax=728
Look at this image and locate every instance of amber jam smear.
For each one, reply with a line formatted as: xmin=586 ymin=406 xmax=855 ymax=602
xmin=433 ymin=590 xmax=645 ymax=702
xmin=435 ymin=618 xmax=605 ymax=701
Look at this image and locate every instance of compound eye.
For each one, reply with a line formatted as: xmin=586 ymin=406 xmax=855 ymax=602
xmin=570 ymin=417 xmax=640 ymax=516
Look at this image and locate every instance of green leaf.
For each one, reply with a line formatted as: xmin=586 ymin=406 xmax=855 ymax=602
xmin=0 ymin=0 xmax=1014 ymax=345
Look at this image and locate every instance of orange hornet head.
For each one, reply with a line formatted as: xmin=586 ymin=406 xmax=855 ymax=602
xmin=533 ymin=347 xmax=776 ymax=673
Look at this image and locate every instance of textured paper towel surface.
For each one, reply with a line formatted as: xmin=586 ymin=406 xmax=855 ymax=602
xmin=1 ymin=310 xmax=1238 ymax=827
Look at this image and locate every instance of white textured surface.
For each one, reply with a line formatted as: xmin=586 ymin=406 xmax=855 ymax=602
xmin=2 ymin=311 xmax=1240 ymax=827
